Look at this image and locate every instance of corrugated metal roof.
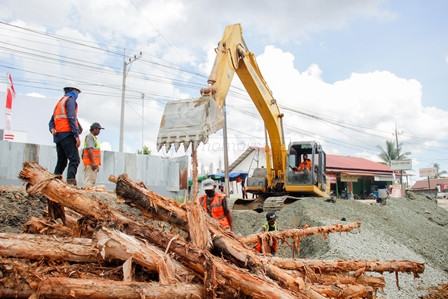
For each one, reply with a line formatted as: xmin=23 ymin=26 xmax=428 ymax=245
xmin=327 ymin=154 xmax=392 ymax=172
xmin=411 ymin=178 xmax=448 ymax=190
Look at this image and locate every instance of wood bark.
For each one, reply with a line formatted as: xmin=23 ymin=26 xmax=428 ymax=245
xmin=23 ymin=216 xmax=75 ymax=236
xmin=0 ymin=233 xmax=99 ymax=263
xmin=47 ymin=198 xmax=66 ymax=223
xmin=268 ymin=257 xmax=425 ymax=275
xmin=290 ymin=271 xmax=386 ymax=289
xmin=92 ymin=227 xmax=196 ymax=283
xmin=0 ymin=287 xmax=34 ymax=299
xmin=309 ymin=284 xmax=374 ymax=299
xmin=239 ymin=221 xmax=361 ymax=245
xmin=32 ymin=277 xmax=204 ymax=299
xmin=185 ymin=201 xmax=212 ymax=250
xmin=113 ymin=172 xmax=310 ymax=294
xmin=19 ymin=162 xmax=302 ymax=299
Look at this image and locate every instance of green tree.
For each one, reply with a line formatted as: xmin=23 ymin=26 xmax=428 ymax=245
xmin=137 ymin=145 xmax=151 ymax=155
xmin=433 ymin=163 xmax=447 ymax=178
xmin=376 ymin=140 xmax=411 ymax=166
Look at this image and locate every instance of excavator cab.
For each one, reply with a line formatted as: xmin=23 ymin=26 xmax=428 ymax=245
xmin=285 ymin=141 xmax=329 ymax=197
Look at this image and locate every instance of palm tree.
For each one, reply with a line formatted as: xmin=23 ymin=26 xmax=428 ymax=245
xmin=433 ymin=163 xmax=447 ymax=178
xmin=376 ymin=140 xmax=411 ymax=166
xmin=137 ymin=145 xmax=151 ymax=155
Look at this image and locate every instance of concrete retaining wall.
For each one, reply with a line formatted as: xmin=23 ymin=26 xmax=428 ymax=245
xmin=0 ymin=140 xmax=187 ymax=198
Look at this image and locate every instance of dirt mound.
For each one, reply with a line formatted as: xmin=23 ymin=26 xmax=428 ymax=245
xmin=0 ymin=185 xmax=140 ymax=233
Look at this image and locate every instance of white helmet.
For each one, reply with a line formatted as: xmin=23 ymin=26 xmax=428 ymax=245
xmin=63 ymin=82 xmax=81 ymax=93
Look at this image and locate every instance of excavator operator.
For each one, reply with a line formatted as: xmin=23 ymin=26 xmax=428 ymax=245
xmin=292 ymin=154 xmax=312 ymax=173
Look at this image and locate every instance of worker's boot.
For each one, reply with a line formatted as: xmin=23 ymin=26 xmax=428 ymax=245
xmin=67 ymin=178 xmax=77 ymax=186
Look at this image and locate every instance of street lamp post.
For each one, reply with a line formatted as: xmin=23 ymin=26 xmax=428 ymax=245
xmin=119 ymin=49 xmax=142 ymax=152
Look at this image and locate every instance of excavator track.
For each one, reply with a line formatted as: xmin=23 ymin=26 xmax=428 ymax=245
xmin=230 ymin=195 xmax=303 ymax=213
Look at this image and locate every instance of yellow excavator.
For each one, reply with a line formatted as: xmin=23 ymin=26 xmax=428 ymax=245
xmin=157 ymin=24 xmax=329 ymax=212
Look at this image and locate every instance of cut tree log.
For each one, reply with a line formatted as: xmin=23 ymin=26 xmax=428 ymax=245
xmin=239 ymin=221 xmax=361 ymax=244
xmin=185 ymin=201 xmax=212 ymax=250
xmin=92 ymin=227 xmax=197 ymax=283
xmin=31 ymin=277 xmax=204 ymax=299
xmin=23 ymin=216 xmax=75 ymax=237
xmin=268 ymin=257 xmax=425 ymax=275
xmin=309 ymin=283 xmax=374 ymax=299
xmin=17 ymin=162 xmax=426 ymax=299
xmin=19 ymin=162 xmax=304 ymax=299
xmin=0 ymin=233 xmax=99 ymax=263
xmin=290 ymin=271 xmax=386 ymax=289
xmin=113 ymin=173 xmax=311 ymax=294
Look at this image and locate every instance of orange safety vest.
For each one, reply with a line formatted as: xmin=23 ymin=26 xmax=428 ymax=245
xmin=299 ymin=160 xmax=312 ymax=171
xmin=82 ymin=134 xmax=101 ymax=166
xmin=199 ymin=193 xmax=230 ymax=229
xmin=53 ymin=96 xmax=79 ymax=133
xmin=255 ymin=221 xmax=278 ymax=253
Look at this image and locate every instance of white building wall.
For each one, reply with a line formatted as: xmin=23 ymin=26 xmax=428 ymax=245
xmin=0 ymin=140 xmax=187 ymax=198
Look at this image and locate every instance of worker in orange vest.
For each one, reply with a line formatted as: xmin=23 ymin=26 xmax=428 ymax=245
xmin=49 ymin=84 xmax=83 ymax=186
xmin=199 ymin=179 xmax=234 ymax=231
xmin=295 ymin=154 xmax=312 ymax=173
xmin=255 ymin=212 xmax=279 ymax=256
xmin=82 ymin=122 xmax=104 ymax=187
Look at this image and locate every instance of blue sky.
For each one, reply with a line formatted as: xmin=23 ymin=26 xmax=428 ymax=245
xmin=0 ymin=0 xmax=447 ymax=182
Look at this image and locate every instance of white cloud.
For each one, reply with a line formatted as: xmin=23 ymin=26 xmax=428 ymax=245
xmin=1 ymin=0 xmax=447 ymax=176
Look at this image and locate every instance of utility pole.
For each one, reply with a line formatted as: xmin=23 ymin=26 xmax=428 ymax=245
xmin=223 ymin=101 xmax=230 ymax=198
xmin=119 ymin=49 xmax=142 ymax=152
xmin=141 ymin=93 xmax=145 ymax=150
xmin=393 ymin=122 xmax=404 ymax=193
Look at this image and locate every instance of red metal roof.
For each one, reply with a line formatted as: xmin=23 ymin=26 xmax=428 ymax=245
xmin=327 ymin=154 xmax=392 ymax=174
xmin=411 ymin=178 xmax=448 ymax=190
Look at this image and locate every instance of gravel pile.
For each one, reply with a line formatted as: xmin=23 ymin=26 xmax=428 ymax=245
xmin=233 ymin=194 xmax=448 ymax=298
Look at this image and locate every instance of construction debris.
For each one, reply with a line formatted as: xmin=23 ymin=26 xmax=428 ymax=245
xmin=0 ymin=161 xmax=428 ymax=298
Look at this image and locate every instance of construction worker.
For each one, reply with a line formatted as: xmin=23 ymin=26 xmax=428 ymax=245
xmin=82 ymin=122 xmax=104 ymax=187
xmin=296 ymin=154 xmax=312 ymax=173
xmin=199 ymin=178 xmax=234 ymax=231
xmin=255 ymin=212 xmax=279 ymax=256
xmin=49 ymin=84 xmax=83 ymax=186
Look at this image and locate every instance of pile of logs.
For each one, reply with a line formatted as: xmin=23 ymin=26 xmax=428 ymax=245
xmin=0 ymin=161 xmax=425 ymax=298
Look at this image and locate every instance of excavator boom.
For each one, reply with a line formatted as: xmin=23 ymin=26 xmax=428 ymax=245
xmin=157 ymin=24 xmax=329 ymax=208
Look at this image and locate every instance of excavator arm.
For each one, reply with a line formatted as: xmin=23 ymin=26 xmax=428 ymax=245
xmin=201 ymin=24 xmax=287 ymax=189
xmin=157 ymin=24 xmax=328 ymax=202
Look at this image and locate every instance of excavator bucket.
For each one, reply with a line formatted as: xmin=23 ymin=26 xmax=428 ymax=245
xmin=157 ymin=96 xmax=224 ymax=152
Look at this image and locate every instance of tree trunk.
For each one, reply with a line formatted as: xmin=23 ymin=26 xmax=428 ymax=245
xmin=19 ymin=162 xmax=301 ymax=299
xmin=47 ymin=198 xmax=66 ymax=223
xmin=32 ymin=277 xmax=204 ymax=299
xmin=23 ymin=216 xmax=75 ymax=237
xmin=92 ymin=227 xmax=196 ymax=283
xmin=268 ymin=257 xmax=425 ymax=274
xmin=0 ymin=233 xmax=99 ymax=263
xmin=185 ymin=201 xmax=212 ymax=250
xmin=239 ymin=221 xmax=361 ymax=245
xmin=113 ymin=172 xmax=310 ymax=294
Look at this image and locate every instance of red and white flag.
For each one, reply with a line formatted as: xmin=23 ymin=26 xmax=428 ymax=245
xmin=3 ymin=72 xmax=15 ymax=141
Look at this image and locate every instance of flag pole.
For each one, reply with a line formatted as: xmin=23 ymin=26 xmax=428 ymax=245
xmin=3 ymin=72 xmax=15 ymax=141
